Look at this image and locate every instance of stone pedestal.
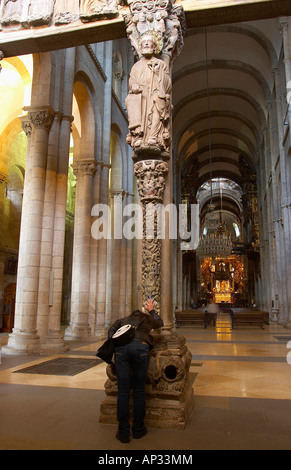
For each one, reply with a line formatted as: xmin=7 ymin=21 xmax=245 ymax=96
xmin=99 ymin=332 xmax=195 ymax=430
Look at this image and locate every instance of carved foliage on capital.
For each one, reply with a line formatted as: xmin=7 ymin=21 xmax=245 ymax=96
xmin=20 ymin=119 xmax=32 ymax=138
xmin=134 ymin=159 xmax=169 ymax=203
xmin=28 ymin=109 xmax=55 ymax=132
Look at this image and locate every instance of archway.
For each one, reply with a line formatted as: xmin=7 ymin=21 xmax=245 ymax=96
xmin=0 ymin=55 xmax=32 ymax=332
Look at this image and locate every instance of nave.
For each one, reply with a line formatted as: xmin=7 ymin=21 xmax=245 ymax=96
xmin=1 ymin=316 xmax=291 ymax=450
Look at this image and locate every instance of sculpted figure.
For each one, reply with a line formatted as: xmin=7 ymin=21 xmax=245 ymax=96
xmin=28 ymin=0 xmax=55 ymax=26
xmin=80 ymin=0 xmax=118 ymax=22
xmin=1 ymin=0 xmax=23 ymax=27
xmin=54 ymin=0 xmax=79 ymax=25
xmin=125 ymin=32 xmax=172 ymax=154
xmin=125 ymin=0 xmax=185 ymax=64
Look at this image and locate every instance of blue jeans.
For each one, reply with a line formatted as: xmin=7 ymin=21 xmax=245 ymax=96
xmin=114 ymin=340 xmax=150 ymax=437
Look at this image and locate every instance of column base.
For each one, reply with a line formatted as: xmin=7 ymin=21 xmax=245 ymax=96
xmin=99 ymin=331 xmax=195 ymax=430
xmin=2 ymin=330 xmax=41 ymax=355
xmin=41 ymin=330 xmax=69 ymax=355
xmin=94 ymin=326 xmax=108 ymax=340
xmin=270 ymin=309 xmax=279 ymax=322
xmin=64 ymin=323 xmax=92 ymax=341
xmin=100 ymin=374 xmax=195 ymax=430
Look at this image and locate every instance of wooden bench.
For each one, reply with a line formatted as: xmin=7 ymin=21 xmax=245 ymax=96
xmin=175 ymin=310 xmax=207 ymax=328
xmin=230 ymin=309 xmax=269 ymax=329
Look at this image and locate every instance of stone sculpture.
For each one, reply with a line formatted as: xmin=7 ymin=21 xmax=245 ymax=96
xmin=54 ymin=0 xmax=80 ymax=25
xmin=28 ymin=0 xmax=55 ymax=26
xmin=124 ymin=0 xmax=185 ymax=64
xmin=134 ymin=160 xmax=169 ymax=312
xmin=80 ymin=0 xmax=118 ymax=22
xmin=1 ymin=0 xmax=24 ymax=27
xmin=134 ymin=159 xmax=169 ymax=203
xmin=125 ymin=32 xmax=172 ymax=156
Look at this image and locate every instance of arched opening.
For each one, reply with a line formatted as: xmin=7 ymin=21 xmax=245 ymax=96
xmin=173 ymin=22 xmax=279 ymax=312
xmin=0 ymin=55 xmax=33 ymax=333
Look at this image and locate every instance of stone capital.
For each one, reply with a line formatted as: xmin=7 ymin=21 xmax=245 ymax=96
xmin=72 ymin=159 xmax=97 ymax=178
xmin=279 ymin=16 xmax=289 ymax=33
xmin=110 ymin=189 xmax=125 ymax=200
xmin=20 ymin=116 xmax=32 ymax=138
xmin=24 ymin=106 xmax=55 ymax=133
xmin=134 ymin=160 xmax=169 ymax=204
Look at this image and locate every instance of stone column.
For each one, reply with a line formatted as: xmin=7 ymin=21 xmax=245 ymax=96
xmin=65 ymin=159 xmax=97 ymax=340
xmin=95 ymin=162 xmax=111 ymax=337
xmin=44 ymin=48 xmax=76 ymax=350
xmin=280 ymin=18 xmax=291 ymax=327
xmin=100 ymin=1 xmax=195 ymax=430
xmin=4 ymin=106 xmax=54 ymax=354
xmin=274 ymin=24 xmax=291 ymax=326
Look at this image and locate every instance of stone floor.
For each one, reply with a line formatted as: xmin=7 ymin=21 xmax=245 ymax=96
xmin=0 ymin=314 xmax=291 ymax=450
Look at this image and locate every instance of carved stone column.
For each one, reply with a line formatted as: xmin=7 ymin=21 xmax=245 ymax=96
xmin=100 ymin=0 xmax=195 ymax=430
xmin=134 ymin=159 xmax=169 ymax=314
xmin=124 ymin=0 xmax=185 ymax=317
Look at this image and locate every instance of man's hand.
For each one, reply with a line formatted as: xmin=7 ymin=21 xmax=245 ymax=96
xmin=145 ymin=298 xmax=155 ymax=312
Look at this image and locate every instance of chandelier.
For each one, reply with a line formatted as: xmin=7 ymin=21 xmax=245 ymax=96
xmin=196 ymin=29 xmax=233 ymax=260
xmin=196 ymin=207 xmax=233 ymax=259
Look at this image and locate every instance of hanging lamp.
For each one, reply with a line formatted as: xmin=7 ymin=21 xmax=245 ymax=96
xmin=196 ymin=29 xmax=233 ymax=260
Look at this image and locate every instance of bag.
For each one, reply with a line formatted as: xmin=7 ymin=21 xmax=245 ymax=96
xmin=96 ymin=338 xmax=115 ymax=364
xmin=112 ymin=324 xmax=136 ymax=347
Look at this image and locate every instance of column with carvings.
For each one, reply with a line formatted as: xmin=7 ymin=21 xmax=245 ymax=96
xmin=4 ymin=107 xmax=55 ymax=354
xmin=100 ymin=0 xmax=195 ymax=430
xmin=124 ymin=0 xmax=185 ymax=324
xmin=65 ymin=159 xmax=97 ymax=340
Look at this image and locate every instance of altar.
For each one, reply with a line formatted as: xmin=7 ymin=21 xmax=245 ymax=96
xmin=213 ymin=280 xmax=233 ymax=304
xmin=199 ymin=256 xmax=247 ymax=307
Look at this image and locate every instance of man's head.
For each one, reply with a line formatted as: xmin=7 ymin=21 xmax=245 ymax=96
xmin=139 ymin=30 xmax=163 ymax=57
xmin=140 ymin=34 xmax=155 ymax=57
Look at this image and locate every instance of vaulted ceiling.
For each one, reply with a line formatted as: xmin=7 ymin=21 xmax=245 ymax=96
xmin=172 ymin=19 xmax=284 ymax=201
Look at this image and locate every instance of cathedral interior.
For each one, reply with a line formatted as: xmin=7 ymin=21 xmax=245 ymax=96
xmin=0 ymin=0 xmax=291 ymax=451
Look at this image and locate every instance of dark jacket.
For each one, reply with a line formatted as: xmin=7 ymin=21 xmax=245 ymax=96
xmin=108 ymin=310 xmax=163 ymax=348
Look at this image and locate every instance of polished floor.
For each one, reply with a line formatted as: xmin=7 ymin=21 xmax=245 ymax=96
xmin=1 ymin=314 xmax=291 ymax=450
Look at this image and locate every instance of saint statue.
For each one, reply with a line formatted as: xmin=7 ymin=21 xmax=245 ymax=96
xmin=125 ymin=31 xmax=172 ymax=154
